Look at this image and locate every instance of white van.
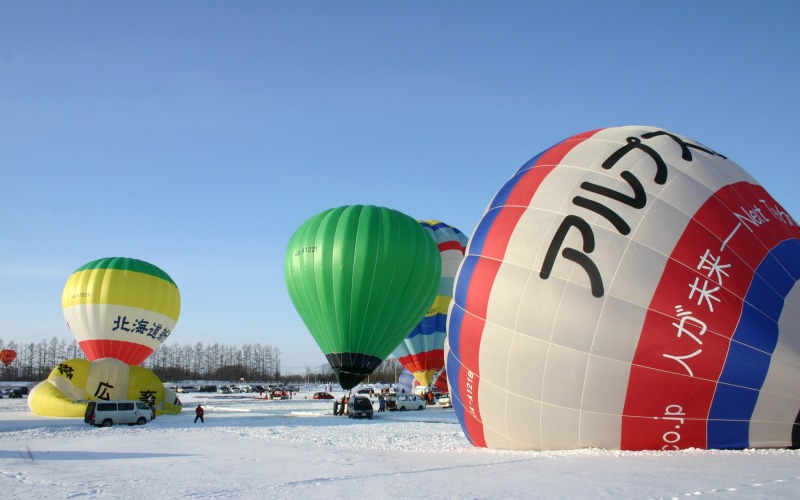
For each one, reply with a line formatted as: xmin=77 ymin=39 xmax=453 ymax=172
xmin=84 ymin=400 xmax=153 ymax=427
xmin=388 ymin=393 xmax=426 ymax=411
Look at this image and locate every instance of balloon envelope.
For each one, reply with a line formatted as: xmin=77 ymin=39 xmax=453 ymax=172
xmin=396 ymin=367 xmax=415 ymax=395
xmin=28 ymin=357 xmax=182 ymax=417
xmin=396 ymin=367 xmax=448 ymax=395
xmin=0 ymin=349 xmax=16 ymax=366
xmin=62 ymin=257 xmax=181 ymax=365
xmin=285 ymin=205 xmax=441 ymax=390
xmin=447 ymin=126 xmax=800 ymax=451
xmin=393 ymin=221 xmax=468 ymax=387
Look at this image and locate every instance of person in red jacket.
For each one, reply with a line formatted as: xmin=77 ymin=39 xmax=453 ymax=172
xmin=194 ymin=404 xmax=204 ymax=423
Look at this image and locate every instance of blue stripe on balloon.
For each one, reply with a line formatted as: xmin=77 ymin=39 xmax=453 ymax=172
xmin=514 ymin=150 xmax=545 ymax=175
xmin=707 ymin=238 xmax=800 ymax=449
xmin=453 ymin=255 xmax=479 ymax=318
xmin=717 ymin=341 xmax=772 ymax=390
xmin=397 ymin=332 xmax=448 ymax=356
xmin=470 ymin=151 xmax=545 ymax=257
xmin=732 ymin=305 xmax=777 ymax=354
xmin=447 ymin=303 xmax=466 ymax=364
xmin=406 ymin=314 xmax=448 ymax=338
xmin=447 ymin=348 xmax=472 ymax=442
xmin=468 ymin=209 xmax=498 ymax=258
xmin=428 ymin=221 xmax=451 ymax=231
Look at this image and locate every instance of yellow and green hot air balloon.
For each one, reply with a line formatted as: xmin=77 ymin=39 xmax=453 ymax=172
xmin=284 ymin=205 xmax=441 ymax=390
xmin=62 ymin=257 xmax=181 ymax=366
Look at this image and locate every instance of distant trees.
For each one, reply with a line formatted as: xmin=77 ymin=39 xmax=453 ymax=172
xmin=0 ymin=337 xmax=77 ymax=381
xmin=141 ymin=342 xmax=282 ymax=382
xmin=0 ymin=338 xmax=283 ymax=383
xmin=0 ymin=337 xmax=405 ymax=387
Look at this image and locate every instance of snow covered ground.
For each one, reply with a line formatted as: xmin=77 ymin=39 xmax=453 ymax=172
xmin=0 ymin=389 xmax=797 ymax=499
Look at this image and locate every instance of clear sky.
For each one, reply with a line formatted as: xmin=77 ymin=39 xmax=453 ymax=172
xmin=2 ymin=2 xmax=798 ymax=374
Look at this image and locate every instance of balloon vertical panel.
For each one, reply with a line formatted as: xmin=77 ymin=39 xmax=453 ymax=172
xmin=447 ymin=126 xmax=800 ymax=451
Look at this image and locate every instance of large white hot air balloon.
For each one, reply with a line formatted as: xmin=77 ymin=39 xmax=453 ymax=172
xmin=446 ymin=126 xmax=800 ymax=451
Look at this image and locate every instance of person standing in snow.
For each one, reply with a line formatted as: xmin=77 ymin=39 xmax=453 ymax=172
xmin=378 ymin=395 xmax=386 ymax=412
xmin=147 ymin=395 xmax=156 ymax=420
xmin=194 ymin=404 xmax=205 ymax=423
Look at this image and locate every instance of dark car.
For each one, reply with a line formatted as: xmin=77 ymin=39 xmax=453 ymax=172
xmin=313 ymin=392 xmax=334 ymax=400
xmin=5 ymin=388 xmax=24 ymax=399
xmin=356 ymin=388 xmax=374 ymax=395
xmin=347 ymin=395 xmax=374 ymax=419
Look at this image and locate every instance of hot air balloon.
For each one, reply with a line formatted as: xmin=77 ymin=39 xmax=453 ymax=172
xmin=62 ymin=257 xmax=181 ymax=365
xmin=396 ymin=367 xmax=416 ymax=395
xmin=285 ymin=205 xmax=441 ymax=390
xmin=393 ymin=221 xmax=468 ymax=389
xmin=0 ymin=349 xmax=16 ymax=366
xmin=396 ymin=367 xmax=448 ymax=396
xmin=28 ymin=357 xmax=182 ymax=417
xmin=447 ymin=126 xmax=800 ymax=451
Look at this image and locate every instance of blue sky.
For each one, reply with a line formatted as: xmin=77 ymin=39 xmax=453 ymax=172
xmin=2 ymin=2 xmax=798 ymax=374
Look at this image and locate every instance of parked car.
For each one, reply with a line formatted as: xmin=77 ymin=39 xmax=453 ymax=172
xmin=313 ymin=392 xmax=334 ymax=400
xmin=217 ymin=386 xmax=233 ymax=394
xmin=438 ymin=393 xmax=452 ymax=408
xmin=4 ymin=388 xmax=24 ymax=399
xmin=199 ymin=385 xmax=218 ymax=393
xmin=270 ymin=389 xmax=289 ymax=400
xmin=356 ymin=388 xmax=374 ymax=395
xmin=389 ymin=393 xmax=426 ymax=411
xmin=347 ymin=395 xmax=374 ymax=419
xmin=84 ymin=400 xmax=153 ymax=427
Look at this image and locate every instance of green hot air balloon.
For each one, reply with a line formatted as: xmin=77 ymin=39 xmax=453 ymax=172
xmin=285 ymin=205 xmax=441 ymax=390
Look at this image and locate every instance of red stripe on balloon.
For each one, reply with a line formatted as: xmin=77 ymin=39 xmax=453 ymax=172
xmin=621 ymin=182 xmax=797 ymax=450
xmin=397 ymin=350 xmax=445 ymax=373
xmin=79 ymin=340 xmax=154 ymax=366
xmin=481 ymin=131 xmax=600 ymax=261
xmin=456 ymin=311 xmax=488 ymax=447
xmin=438 ymin=240 xmax=466 ymax=253
xmin=456 ymin=129 xmax=601 ymax=447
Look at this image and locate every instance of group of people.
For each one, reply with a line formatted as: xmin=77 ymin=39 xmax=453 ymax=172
xmin=334 ymin=394 xmax=348 ymax=415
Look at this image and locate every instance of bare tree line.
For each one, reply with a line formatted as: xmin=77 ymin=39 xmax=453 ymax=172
xmin=0 ymin=338 xmax=282 ymax=383
xmin=0 ymin=337 xmax=84 ymax=381
xmin=0 ymin=338 xmax=405 ymax=387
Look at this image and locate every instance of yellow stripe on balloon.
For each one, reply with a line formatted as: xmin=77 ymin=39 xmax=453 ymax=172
xmin=423 ymin=295 xmax=453 ymax=317
xmin=413 ymin=370 xmax=437 ymax=387
xmin=62 ymin=268 xmax=180 ymax=321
